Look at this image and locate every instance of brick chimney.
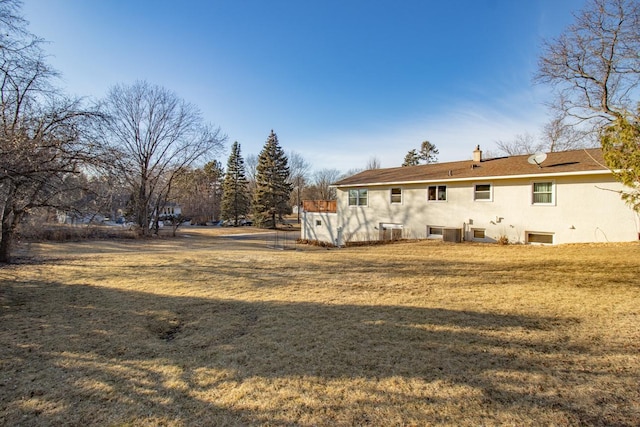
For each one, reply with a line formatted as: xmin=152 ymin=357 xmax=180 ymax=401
xmin=473 ymin=145 xmax=482 ymax=162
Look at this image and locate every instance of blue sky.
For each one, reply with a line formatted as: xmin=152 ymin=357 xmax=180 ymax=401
xmin=23 ymin=0 xmax=586 ymax=173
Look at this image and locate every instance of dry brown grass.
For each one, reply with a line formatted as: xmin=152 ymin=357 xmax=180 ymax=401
xmin=1 ymin=228 xmax=639 ymax=426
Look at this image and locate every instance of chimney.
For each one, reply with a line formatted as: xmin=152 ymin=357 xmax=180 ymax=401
xmin=473 ymin=145 xmax=482 ymax=162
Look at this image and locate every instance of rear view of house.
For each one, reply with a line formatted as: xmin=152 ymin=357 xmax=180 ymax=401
xmin=302 ymin=147 xmax=640 ymax=245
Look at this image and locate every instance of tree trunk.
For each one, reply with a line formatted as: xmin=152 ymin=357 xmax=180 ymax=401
xmin=0 ymin=226 xmax=13 ymax=263
xmin=137 ymin=177 xmax=149 ymax=236
xmin=0 ymin=205 xmax=20 ymax=264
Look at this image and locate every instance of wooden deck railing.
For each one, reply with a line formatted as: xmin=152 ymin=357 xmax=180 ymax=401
xmin=302 ymin=200 xmax=337 ymax=213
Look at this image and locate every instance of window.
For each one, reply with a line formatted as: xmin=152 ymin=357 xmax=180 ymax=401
xmin=532 ymin=182 xmax=554 ymax=204
xmin=527 ymin=232 xmax=554 ymax=244
xmin=380 ymin=223 xmax=403 ymax=241
xmin=474 ymin=184 xmax=491 ymax=201
xmin=390 ymin=187 xmax=402 ymax=204
xmin=428 ymin=185 xmax=447 ymax=201
xmin=473 ymin=229 xmax=485 ymax=239
xmin=427 ymin=226 xmax=444 ymax=237
xmin=348 ymin=189 xmax=368 ymax=206
xmin=315 ymin=220 xmax=322 ymax=227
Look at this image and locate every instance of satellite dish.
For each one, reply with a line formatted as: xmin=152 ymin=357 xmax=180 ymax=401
xmin=527 ymin=152 xmax=547 ymax=168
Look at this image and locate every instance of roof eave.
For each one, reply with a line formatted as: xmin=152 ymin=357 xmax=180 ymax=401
xmin=333 ymin=169 xmax=612 ymax=188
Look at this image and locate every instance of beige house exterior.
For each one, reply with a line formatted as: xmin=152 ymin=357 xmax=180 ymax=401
xmin=302 ymin=147 xmax=640 ymax=245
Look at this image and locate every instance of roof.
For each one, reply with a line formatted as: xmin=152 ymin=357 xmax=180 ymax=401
xmin=333 ymin=148 xmax=610 ymax=187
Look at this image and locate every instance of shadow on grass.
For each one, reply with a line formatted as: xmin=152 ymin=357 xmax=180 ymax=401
xmin=0 ymin=279 xmax=637 ymax=426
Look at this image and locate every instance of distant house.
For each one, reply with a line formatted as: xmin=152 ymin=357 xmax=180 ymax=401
xmin=302 ymin=147 xmax=640 ymax=245
xmin=158 ymin=202 xmax=182 ymax=219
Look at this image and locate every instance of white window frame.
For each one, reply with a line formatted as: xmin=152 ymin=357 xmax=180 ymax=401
xmin=348 ymin=188 xmax=368 ymax=207
xmin=474 ymin=183 xmax=492 ymax=201
xmin=390 ymin=187 xmax=402 ymax=204
xmin=532 ymin=181 xmax=555 ymax=206
xmin=427 ymin=185 xmax=447 ymax=201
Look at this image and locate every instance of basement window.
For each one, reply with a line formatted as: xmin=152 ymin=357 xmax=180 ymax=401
xmin=527 ymin=232 xmax=554 ymax=244
xmin=472 ymin=229 xmax=486 ymax=239
xmin=427 ymin=226 xmax=444 ymax=238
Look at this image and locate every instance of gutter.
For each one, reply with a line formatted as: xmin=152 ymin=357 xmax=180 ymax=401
xmin=332 ymin=169 xmax=612 ymax=189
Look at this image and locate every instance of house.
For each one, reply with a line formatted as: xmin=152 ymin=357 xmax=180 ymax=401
xmin=301 ymin=147 xmax=640 ymax=245
xmin=158 ymin=202 xmax=182 ymax=219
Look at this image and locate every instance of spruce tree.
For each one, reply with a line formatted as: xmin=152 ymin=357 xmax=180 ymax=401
xmin=221 ymin=142 xmax=251 ymax=226
xmin=402 ymin=141 xmax=439 ymax=166
xmin=402 ymin=149 xmax=421 ymax=166
xmin=253 ymin=130 xmax=293 ymax=228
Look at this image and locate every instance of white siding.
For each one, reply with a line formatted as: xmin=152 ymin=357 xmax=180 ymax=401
xmin=301 ymin=212 xmax=342 ymax=246
xmin=334 ymin=174 xmax=639 ymax=245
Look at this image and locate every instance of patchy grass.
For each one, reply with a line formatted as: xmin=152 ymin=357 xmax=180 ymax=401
xmin=1 ymin=231 xmax=639 ymax=426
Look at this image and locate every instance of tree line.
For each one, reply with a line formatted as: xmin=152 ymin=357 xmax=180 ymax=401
xmin=0 ymin=0 xmax=345 ymax=263
xmin=2 ymin=0 xmax=639 ymax=263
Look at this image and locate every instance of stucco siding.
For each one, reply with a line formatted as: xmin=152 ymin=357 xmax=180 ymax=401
xmin=334 ymin=174 xmax=639 ymax=245
xmin=301 ymin=212 xmax=342 ymax=246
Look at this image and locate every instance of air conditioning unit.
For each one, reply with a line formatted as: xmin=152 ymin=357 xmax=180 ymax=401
xmin=443 ymin=228 xmax=462 ymax=243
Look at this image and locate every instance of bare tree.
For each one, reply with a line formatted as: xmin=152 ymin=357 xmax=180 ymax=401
xmin=245 ymin=153 xmax=258 ymax=197
xmin=541 ymin=116 xmax=596 ymax=152
xmin=495 ymin=119 xmax=597 ymax=157
xmin=536 ymin=0 xmax=640 ymax=125
xmin=101 ymin=81 xmax=226 ymax=235
xmin=495 ymin=133 xmax=546 ymax=156
xmin=0 ymin=0 xmax=102 ymax=262
xmin=365 ymin=156 xmax=381 ymax=170
xmin=287 ymin=151 xmax=310 ymax=223
xmin=537 ymin=0 xmax=640 ymax=211
xmin=310 ymin=168 xmax=341 ymax=200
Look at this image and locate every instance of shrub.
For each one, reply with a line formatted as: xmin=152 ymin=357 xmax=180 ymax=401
xmin=497 ymin=235 xmax=509 ymax=245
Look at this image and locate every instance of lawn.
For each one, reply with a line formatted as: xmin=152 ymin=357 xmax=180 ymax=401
xmin=1 ymin=228 xmax=639 ymax=426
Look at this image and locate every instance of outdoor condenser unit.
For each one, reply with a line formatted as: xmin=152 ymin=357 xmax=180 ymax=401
xmin=443 ymin=228 xmax=462 ymax=243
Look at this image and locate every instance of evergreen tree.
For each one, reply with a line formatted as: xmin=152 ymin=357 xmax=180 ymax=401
xmin=402 ymin=149 xmax=421 ymax=166
xmin=601 ymin=114 xmax=640 ymax=212
xmin=419 ymin=140 xmax=439 ymax=164
xmin=221 ymin=142 xmax=250 ymax=225
xmin=203 ymin=160 xmax=225 ymax=221
xmin=253 ymin=130 xmax=293 ymax=228
xmin=402 ymin=141 xmax=439 ymax=166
